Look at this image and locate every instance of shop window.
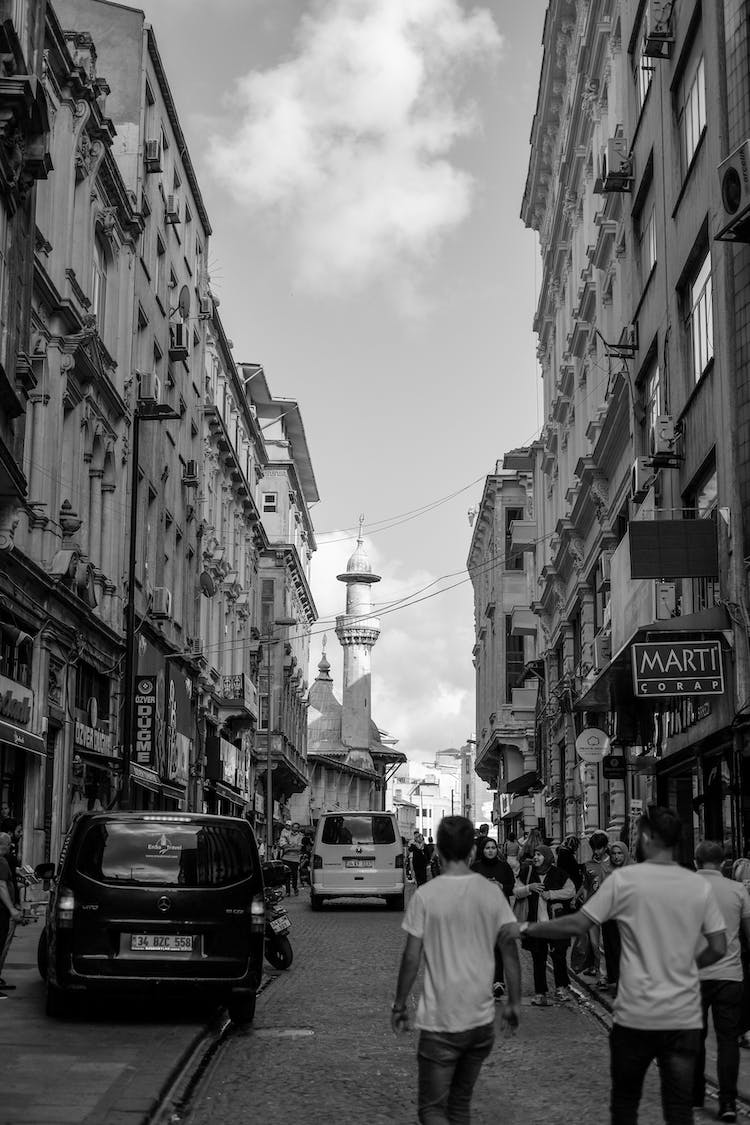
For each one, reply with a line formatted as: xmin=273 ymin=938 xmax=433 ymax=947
xmin=74 ymin=661 xmax=110 ymax=720
xmin=0 ymin=626 xmax=32 ymax=687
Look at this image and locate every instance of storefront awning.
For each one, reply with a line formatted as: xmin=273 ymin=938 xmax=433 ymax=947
xmin=506 ymin=770 xmax=542 ymax=797
xmin=213 ymin=781 xmax=247 ymax=807
xmin=0 ymin=719 xmax=45 ymax=758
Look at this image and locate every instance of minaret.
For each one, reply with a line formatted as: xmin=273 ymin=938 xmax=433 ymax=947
xmin=335 ymin=518 xmax=380 ymax=766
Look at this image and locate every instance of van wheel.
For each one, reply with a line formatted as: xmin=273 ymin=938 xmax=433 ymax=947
xmin=37 ymin=931 xmax=48 ymax=981
xmin=46 ymin=983 xmax=76 ymax=1019
xmin=227 ymin=991 xmax=256 ymax=1025
xmin=310 ymin=893 xmax=324 ymax=911
xmin=386 ymin=894 xmax=405 ymax=911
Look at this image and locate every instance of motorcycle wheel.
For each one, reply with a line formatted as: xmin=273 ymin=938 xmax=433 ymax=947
xmin=265 ymin=935 xmax=293 ymax=970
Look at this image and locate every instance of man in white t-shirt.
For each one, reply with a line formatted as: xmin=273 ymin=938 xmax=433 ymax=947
xmin=392 ymin=815 xmax=520 ymax=1124
xmin=520 ymin=807 xmax=726 ymax=1125
xmin=693 ymin=840 xmax=750 ymax=1122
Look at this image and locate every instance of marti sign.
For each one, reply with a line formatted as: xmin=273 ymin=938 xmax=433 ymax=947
xmin=631 ymin=639 xmax=725 ymax=698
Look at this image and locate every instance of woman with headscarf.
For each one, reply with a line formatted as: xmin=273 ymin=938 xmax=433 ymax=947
xmin=599 ymin=841 xmax=630 ymax=991
xmin=471 ymin=836 xmax=515 ymax=999
xmin=556 ymin=835 xmax=583 ymax=894
xmin=514 ymin=844 xmax=576 ymax=1005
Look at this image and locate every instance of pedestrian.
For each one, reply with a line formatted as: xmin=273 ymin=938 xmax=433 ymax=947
xmin=580 ymin=830 xmax=612 ymax=984
xmin=392 ymin=815 xmax=521 ymax=1124
xmin=410 ymin=833 xmax=430 ymax=887
xmin=514 ymin=842 xmax=576 ymax=1006
xmin=692 ymin=840 xmax=750 ymax=1122
xmin=518 ymin=826 xmax=543 ymax=866
xmin=471 ymin=836 xmax=515 ymax=1000
xmin=504 ymin=831 xmax=520 ymax=877
xmin=600 ymin=841 xmax=630 ymax=991
xmin=0 ymin=832 xmax=22 ymax=998
xmin=278 ymin=821 xmax=303 ymax=895
xmin=298 ymin=835 xmax=312 ymax=888
xmin=519 ymin=806 xmax=727 ymax=1125
xmin=733 ymin=857 xmax=750 ymax=1050
xmin=556 ymin=835 xmax=583 ymax=893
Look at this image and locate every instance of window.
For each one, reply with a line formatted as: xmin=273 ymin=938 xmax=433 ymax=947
xmin=155 ymin=237 xmax=166 ymax=307
xmin=640 ymin=206 xmax=656 ymax=280
xmin=504 ymin=506 xmax=524 ymax=571
xmin=686 ymin=251 xmax=713 ymax=382
xmin=505 ymin=615 xmax=525 ymax=703
xmin=685 ymin=465 xmax=719 ymax=611
xmin=76 ymin=821 xmax=255 ymax=886
xmin=320 ymin=815 xmax=395 ymax=845
xmin=634 ymin=22 xmax=654 ymax=114
xmin=639 ymin=361 xmax=661 ymax=456
xmin=678 ymin=55 xmax=706 ymax=173
xmin=262 ymin=492 xmax=277 ymax=513
xmin=261 ymin=578 xmax=275 ymax=631
xmin=422 ymin=808 xmax=428 ymax=819
xmin=91 ymin=233 xmax=107 ymax=331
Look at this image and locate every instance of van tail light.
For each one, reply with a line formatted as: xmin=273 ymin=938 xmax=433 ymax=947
xmin=395 ymin=854 xmax=404 ymax=869
xmin=250 ymin=892 xmax=265 ymax=933
xmin=57 ymin=888 xmax=75 ymax=928
xmin=313 ymin=854 xmax=322 ymax=870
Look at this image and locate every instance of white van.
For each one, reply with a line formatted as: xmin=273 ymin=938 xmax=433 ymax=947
xmin=310 ymin=810 xmax=405 ymax=910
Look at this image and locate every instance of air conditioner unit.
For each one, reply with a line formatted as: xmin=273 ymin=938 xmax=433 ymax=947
xmin=650 ymin=414 xmax=678 ymax=463
xmin=168 ymin=322 xmax=189 ymax=360
xmin=151 ymin=586 xmax=172 ymax=620
xmin=138 ymin=372 xmax=160 ymax=405
xmin=631 ymin=456 xmax=656 ymax=502
xmin=188 ymin=637 xmax=205 ymax=660
xmin=596 ymin=136 xmax=633 ymax=193
xmin=593 ymin=632 xmax=612 ymax=670
xmin=198 ymin=296 xmax=212 ymax=319
xmin=165 ymin=195 xmax=180 ymax=225
xmin=598 ymin=551 xmax=612 ymax=586
xmin=643 ymin=0 xmax=674 ymax=58
xmin=182 ymin=459 xmax=199 ymax=486
xmin=716 ymin=140 xmax=750 ymax=243
xmin=144 ymin=139 xmax=162 ymax=172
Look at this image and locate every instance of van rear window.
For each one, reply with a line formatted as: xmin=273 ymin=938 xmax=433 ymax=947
xmin=75 ymin=822 xmax=255 ymax=887
xmin=321 ymin=815 xmax=395 ymax=846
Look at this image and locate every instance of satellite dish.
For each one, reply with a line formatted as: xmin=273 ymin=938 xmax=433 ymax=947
xmin=177 ymin=285 xmax=191 ymax=321
xmin=199 ymin=571 xmax=216 ymax=598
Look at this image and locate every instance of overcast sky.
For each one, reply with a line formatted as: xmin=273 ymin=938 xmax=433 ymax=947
xmin=115 ymin=0 xmax=546 ymax=764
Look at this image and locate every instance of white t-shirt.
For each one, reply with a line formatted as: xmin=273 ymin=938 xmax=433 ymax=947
xmin=402 ymin=873 xmax=517 ymax=1032
xmin=583 ymin=862 xmax=725 ymax=1029
xmin=697 ymin=869 xmax=750 ymax=983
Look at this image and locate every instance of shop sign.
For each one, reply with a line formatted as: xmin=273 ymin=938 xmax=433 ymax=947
xmin=172 ymin=733 xmax=190 ymax=783
xmin=74 ymin=719 xmax=113 ymax=756
xmin=632 ymin=639 xmax=725 ymax=697
xmin=219 ymin=673 xmax=258 ymax=718
xmin=134 ymin=676 xmax=157 ymax=765
xmin=0 ymin=673 xmax=32 ymax=725
xmin=254 ymin=792 xmax=265 ymax=813
xmin=576 ymin=727 xmax=610 ymax=763
xmin=602 ymin=753 xmax=626 ymax=780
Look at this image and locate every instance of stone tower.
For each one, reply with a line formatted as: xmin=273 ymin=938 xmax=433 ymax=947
xmin=335 ymin=519 xmax=380 ymax=767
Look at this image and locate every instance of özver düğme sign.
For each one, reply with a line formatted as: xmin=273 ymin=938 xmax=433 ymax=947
xmin=631 ymin=639 xmax=725 ymax=697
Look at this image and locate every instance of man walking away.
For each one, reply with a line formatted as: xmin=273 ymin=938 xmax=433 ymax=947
xmin=693 ymin=840 xmax=750 ymax=1122
xmin=0 ymin=832 xmax=22 ymax=998
xmin=392 ymin=815 xmax=521 ymax=1124
xmin=278 ymin=822 xmax=303 ymax=895
xmin=519 ymin=807 xmax=726 ymax=1125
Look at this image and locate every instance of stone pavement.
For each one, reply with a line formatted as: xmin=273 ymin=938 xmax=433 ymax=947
xmin=0 ymin=915 xmax=210 ymax=1125
xmin=186 ymin=892 xmax=672 ymax=1125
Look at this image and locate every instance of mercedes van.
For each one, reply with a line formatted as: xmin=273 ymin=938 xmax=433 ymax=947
xmin=310 ymin=810 xmax=405 ymax=910
xmin=37 ymin=812 xmax=264 ymax=1022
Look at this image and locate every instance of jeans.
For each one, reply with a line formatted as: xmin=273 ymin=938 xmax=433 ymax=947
xmin=693 ymin=978 xmax=743 ymax=1105
xmin=417 ymin=1024 xmax=495 ymax=1124
xmin=284 ymin=860 xmax=299 ymax=892
xmin=610 ymin=1023 xmax=701 ymax=1125
xmin=526 ymin=936 xmax=569 ymax=993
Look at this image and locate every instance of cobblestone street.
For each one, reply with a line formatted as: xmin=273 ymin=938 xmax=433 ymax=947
xmin=186 ymin=891 xmax=671 ymax=1125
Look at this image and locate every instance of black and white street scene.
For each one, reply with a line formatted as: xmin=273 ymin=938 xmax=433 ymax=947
xmin=4 ymin=1 xmax=750 ymax=1123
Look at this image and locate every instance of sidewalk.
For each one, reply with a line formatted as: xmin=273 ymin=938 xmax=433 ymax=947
xmin=572 ymin=968 xmax=750 ymax=1103
xmin=0 ymin=917 xmax=211 ymax=1125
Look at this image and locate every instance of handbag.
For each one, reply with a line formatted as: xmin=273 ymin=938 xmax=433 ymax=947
xmin=512 ymin=895 xmax=529 ymax=923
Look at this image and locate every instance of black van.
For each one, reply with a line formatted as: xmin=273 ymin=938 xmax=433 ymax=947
xmin=37 ymin=812 xmax=265 ymax=1022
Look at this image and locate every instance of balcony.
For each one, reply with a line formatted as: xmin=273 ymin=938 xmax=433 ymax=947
xmin=510 ymin=519 xmax=537 ymax=553
xmin=510 ymin=606 xmax=537 ymax=637
xmin=216 ymin=672 xmax=258 ymax=720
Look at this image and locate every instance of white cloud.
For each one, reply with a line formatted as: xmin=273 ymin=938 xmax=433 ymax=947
xmin=209 ymin=0 xmax=502 ymax=297
xmin=310 ymin=531 xmax=475 ymax=762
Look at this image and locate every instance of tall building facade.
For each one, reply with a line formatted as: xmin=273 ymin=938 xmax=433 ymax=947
xmin=498 ymin=0 xmax=750 ymax=860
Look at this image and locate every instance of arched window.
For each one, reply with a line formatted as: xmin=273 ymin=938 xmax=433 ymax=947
xmin=91 ymin=232 xmax=108 ymax=333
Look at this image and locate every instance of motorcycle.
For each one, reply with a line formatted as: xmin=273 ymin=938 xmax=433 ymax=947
xmin=261 ymin=860 xmax=293 ymax=970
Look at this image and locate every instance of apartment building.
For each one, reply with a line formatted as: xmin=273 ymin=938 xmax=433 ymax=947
xmin=516 ymin=0 xmax=750 ymax=860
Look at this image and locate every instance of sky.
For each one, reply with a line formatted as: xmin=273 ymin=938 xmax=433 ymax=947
xmin=115 ymin=0 xmax=547 ymax=767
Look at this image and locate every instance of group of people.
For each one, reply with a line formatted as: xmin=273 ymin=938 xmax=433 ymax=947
xmin=268 ymin=822 xmax=313 ymax=894
xmin=0 ymin=829 xmax=23 ymax=1001
xmin=392 ymin=808 xmax=750 ymax=1124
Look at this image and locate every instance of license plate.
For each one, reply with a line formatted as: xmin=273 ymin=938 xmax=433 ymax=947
xmin=130 ymin=934 xmax=195 ymax=952
xmin=270 ymin=917 xmax=290 ymax=934
xmin=344 ymin=859 xmax=374 ymax=869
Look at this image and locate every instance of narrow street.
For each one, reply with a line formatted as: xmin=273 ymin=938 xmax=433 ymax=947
xmin=186 ymin=891 xmax=668 ymax=1125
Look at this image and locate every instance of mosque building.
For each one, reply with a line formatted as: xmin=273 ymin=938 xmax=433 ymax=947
xmin=291 ymin=524 xmax=405 ymax=825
